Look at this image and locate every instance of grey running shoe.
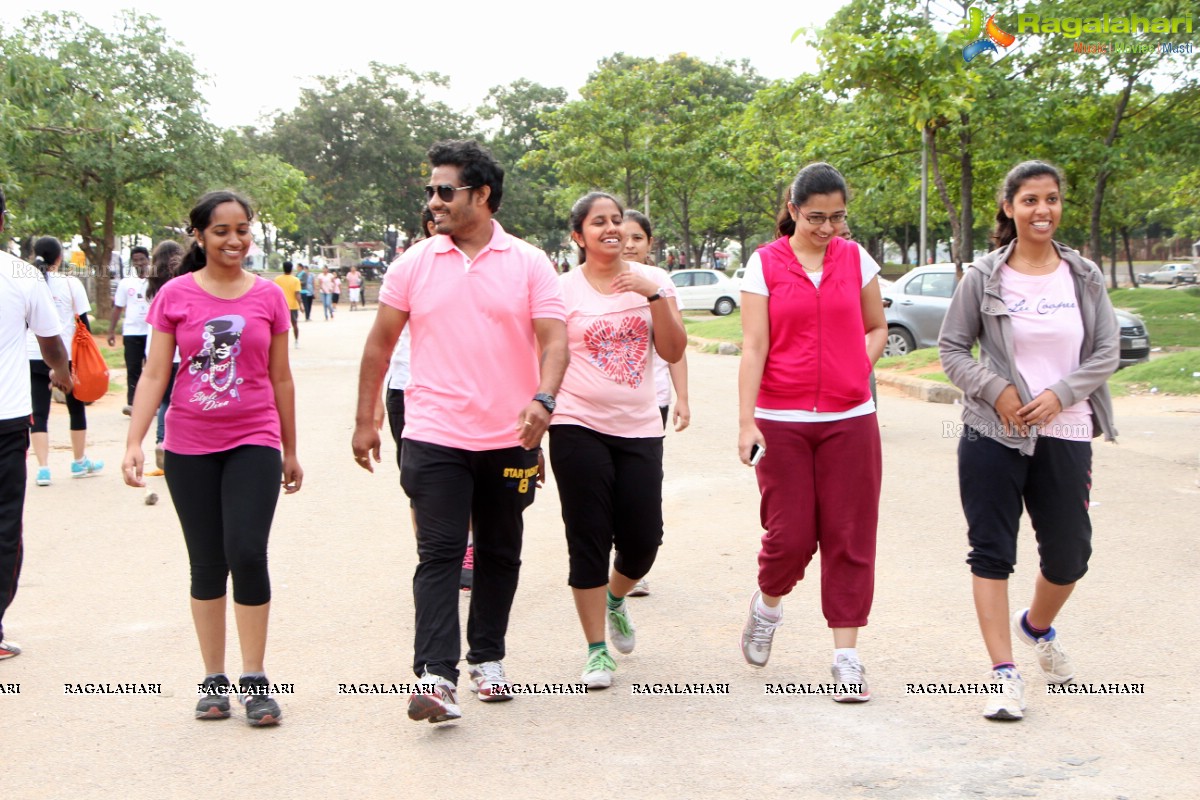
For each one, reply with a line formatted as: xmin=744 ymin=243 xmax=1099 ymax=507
xmin=627 ymin=578 xmax=650 ymax=597
xmin=237 ymin=675 xmax=281 ymax=726
xmin=1012 ymin=608 xmax=1074 ymax=684
xmin=831 ymin=654 xmax=871 ymax=702
xmin=740 ymin=591 xmax=781 ymax=668
xmin=195 ymin=674 xmax=231 ymax=720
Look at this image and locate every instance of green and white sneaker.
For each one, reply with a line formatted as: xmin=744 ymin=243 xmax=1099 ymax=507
xmin=582 ymin=649 xmax=617 ymax=689
xmin=607 ymin=600 xmax=636 ymax=654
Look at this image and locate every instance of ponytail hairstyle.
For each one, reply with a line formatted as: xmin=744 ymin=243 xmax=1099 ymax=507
xmin=990 ymin=160 xmax=1064 ymax=249
xmin=147 ymin=240 xmax=185 ymax=301
xmin=32 ymin=236 xmax=63 ymax=276
xmin=776 ymin=162 xmax=849 ymax=238
xmin=568 ymin=191 xmax=624 ymax=265
xmin=179 ymin=190 xmax=255 ymax=274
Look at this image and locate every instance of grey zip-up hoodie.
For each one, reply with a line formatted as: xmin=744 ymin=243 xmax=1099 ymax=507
xmin=938 ymin=240 xmax=1119 ymax=456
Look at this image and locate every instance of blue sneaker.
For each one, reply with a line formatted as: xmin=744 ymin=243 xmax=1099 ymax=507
xmin=70 ymin=457 xmax=104 ymax=478
xmin=35 ymin=467 xmax=51 ymax=486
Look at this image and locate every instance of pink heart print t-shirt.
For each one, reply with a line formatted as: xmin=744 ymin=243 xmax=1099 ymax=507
xmin=553 ymin=264 xmax=677 ymax=438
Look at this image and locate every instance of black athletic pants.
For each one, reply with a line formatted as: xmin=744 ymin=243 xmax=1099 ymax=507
xmin=400 ymin=439 xmax=538 ymax=683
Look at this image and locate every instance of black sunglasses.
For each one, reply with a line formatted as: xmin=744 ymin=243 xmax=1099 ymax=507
xmin=424 ymin=184 xmax=477 ymax=203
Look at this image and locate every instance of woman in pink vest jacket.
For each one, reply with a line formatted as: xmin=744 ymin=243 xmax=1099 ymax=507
xmin=737 ymin=163 xmax=887 ymax=702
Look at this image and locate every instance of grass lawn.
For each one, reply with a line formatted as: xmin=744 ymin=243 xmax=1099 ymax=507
xmin=683 ymin=310 xmax=743 ymax=344
xmin=100 ymin=345 xmax=125 ymax=370
xmin=1108 ymin=287 xmax=1200 ymax=347
xmin=1109 ymin=351 xmax=1200 ymax=396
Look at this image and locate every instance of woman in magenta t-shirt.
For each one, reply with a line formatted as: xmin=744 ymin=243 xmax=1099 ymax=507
xmin=548 ymin=193 xmax=687 ymax=690
xmin=122 ymin=190 xmax=302 ymax=727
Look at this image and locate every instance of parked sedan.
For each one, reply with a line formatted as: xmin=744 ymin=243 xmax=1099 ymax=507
xmin=881 ymin=264 xmax=959 ymax=356
xmin=882 ymin=263 xmax=1151 ymax=368
xmin=670 ymin=269 xmax=740 ymax=316
xmin=1137 ymin=263 xmax=1197 ymax=285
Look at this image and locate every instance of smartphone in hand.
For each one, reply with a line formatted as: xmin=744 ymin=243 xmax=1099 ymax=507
xmin=748 ymin=443 xmax=766 ymax=466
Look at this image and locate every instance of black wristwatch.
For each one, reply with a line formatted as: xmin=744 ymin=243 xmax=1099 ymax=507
xmin=534 ymin=392 xmax=556 ymax=413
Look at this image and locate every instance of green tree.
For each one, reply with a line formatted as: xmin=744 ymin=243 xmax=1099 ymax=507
xmin=0 ymin=10 xmax=214 ymax=315
xmin=263 ymin=63 xmax=469 ymax=249
xmin=478 ymin=80 xmax=569 ymax=254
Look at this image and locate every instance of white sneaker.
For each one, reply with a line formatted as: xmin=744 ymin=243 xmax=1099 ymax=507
xmin=831 ymin=654 xmax=871 ymax=703
xmin=627 ymin=578 xmax=650 ymax=597
xmin=582 ymin=648 xmax=616 ymax=689
xmin=740 ymin=591 xmax=781 ymax=668
xmin=984 ymin=669 xmax=1026 ymax=720
xmin=407 ymin=672 xmax=461 ymax=723
xmin=467 ymin=660 xmax=513 ymax=702
xmin=1011 ymin=608 xmax=1074 ymax=683
xmin=607 ymin=600 xmax=636 ymax=654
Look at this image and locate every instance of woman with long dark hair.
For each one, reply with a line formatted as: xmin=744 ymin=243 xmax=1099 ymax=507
xmin=122 ymin=190 xmax=302 ymax=726
xmin=26 ymin=236 xmax=103 ymax=486
xmin=737 ymin=163 xmax=887 ymax=702
xmin=549 ymin=192 xmax=686 ymax=688
xmin=939 ymin=161 xmax=1119 ymax=720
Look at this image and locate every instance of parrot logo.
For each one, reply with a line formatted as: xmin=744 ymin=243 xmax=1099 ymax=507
xmin=962 ymin=7 xmax=1016 ymax=63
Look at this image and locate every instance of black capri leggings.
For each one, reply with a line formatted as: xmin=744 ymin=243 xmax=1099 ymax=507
xmin=29 ymin=360 xmax=86 ymax=432
xmin=549 ymin=424 xmax=664 ymax=589
xmin=163 ymin=445 xmax=282 ymax=606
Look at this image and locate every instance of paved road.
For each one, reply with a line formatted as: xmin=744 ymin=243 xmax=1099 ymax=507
xmin=4 ymin=303 xmax=1198 ymax=799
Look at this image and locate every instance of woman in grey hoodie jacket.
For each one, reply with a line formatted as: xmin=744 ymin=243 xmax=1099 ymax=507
xmin=939 ymin=160 xmax=1119 ymax=721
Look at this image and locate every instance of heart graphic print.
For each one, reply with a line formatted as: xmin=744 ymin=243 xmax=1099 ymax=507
xmin=584 ymin=315 xmax=649 ymax=388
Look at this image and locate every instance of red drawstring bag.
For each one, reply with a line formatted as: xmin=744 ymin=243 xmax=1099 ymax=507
xmin=70 ymin=316 xmax=110 ymax=403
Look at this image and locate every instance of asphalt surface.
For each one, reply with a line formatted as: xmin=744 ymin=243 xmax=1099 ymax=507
xmin=4 ymin=302 xmax=1198 ymax=799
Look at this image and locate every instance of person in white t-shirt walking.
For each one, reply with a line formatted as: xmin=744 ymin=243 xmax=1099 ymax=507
xmin=27 ymin=236 xmax=104 ymax=486
xmin=109 ymin=245 xmax=152 ymax=415
xmin=0 ymin=187 xmax=74 ymax=659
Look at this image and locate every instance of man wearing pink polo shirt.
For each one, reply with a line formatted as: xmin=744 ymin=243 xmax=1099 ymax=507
xmin=353 ymin=140 xmax=568 ymax=724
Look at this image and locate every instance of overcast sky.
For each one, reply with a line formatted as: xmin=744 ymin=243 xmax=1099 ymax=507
xmin=1 ymin=1 xmax=843 ymax=129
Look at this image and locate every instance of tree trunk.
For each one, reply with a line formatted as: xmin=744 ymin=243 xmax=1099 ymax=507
xmin=928 ymin=129 xmax=962 ymax=263
xmin=958 ymin=113 xmax=973 ymax=266
xmin=1089 ymin=78 xmax=1135 ymax=265
xmin=1121 ymin=227 xmax=1137 ymax=288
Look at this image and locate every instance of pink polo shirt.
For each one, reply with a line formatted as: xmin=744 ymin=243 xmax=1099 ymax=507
xmin=377 ymin=220 xmax=565 ymax=451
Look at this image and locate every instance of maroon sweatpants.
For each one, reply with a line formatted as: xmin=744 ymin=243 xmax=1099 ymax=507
xmin=755 ymin=414 xmax=881 ymax=628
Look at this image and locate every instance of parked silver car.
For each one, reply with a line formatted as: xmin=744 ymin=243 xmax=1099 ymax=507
xmin=1137 ymin=263 xmax=1197 ymax=285
xmin=882 ymin=263 xmax=1150 ymax=367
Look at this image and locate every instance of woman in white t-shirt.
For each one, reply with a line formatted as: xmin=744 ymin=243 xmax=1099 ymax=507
xmin=548 ymin=193 xmax=686 ymax=690
xmin=939 ymin=161 xmax=1119 ymax=721
xmin=27 ymin=237 xmax=103 ymax=486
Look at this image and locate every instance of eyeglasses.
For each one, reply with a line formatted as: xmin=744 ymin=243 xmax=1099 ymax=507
xmin=800 ymin=211 xmax=847 ymax=226
xmin=424 ymin=184 xmax=476 ymax=203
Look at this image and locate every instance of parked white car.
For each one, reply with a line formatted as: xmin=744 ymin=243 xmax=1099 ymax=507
xmin=670 ymin=269 xmax=740 ymax=316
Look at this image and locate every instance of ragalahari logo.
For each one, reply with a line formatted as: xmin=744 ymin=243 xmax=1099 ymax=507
xmin=962 ymin=7 xmax=1017 ymax=62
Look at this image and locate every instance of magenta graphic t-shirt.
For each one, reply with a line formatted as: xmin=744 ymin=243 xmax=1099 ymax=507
xmin=552 ymin=264 xmax=676 ymax=438
xmin=1000 ymin=261 xmax=1092 ymax=441
xmin=147 ymin=274 xmax=291 ymax=455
